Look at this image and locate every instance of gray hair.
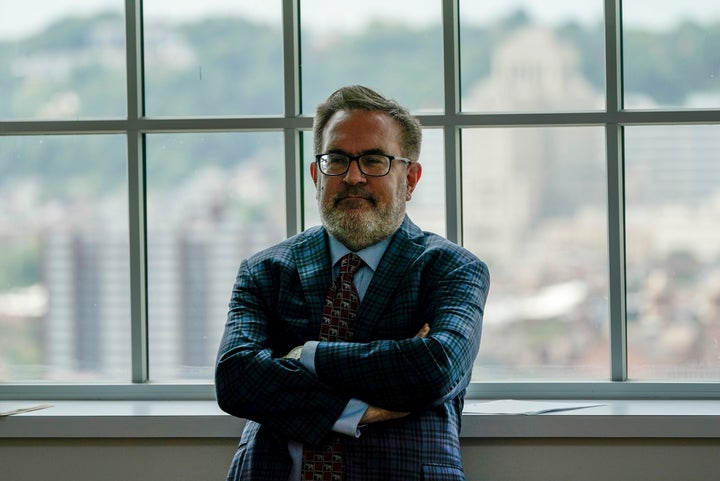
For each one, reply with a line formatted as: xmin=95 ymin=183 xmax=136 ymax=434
xmin=312 ymin=85 xmax=422 ymax=161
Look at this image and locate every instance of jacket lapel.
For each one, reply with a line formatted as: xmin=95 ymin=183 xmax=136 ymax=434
xmin=291 ymin=227 xmax=333 ymax=338
xmin=354 ymin=217 xmax=425 ymax=340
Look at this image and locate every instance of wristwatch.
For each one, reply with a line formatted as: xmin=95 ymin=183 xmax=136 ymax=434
xmin=286 ymin=345 xmax=303 ymax=360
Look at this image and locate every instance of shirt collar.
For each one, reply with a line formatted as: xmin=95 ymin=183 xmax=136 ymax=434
xmin=327 ymin=234 xmax=392 ymax=273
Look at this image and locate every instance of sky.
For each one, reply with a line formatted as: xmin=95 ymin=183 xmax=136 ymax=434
xmin=2 ymin=0 xmax=720 ymax=40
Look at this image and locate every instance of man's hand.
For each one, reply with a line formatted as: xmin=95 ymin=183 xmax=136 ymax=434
xmin=360 ymin=405 xmax=410 ymax=424
xmin=415 ymin=323 xmax=430 ymax=338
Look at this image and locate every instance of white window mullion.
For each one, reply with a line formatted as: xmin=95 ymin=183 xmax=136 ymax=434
xmin=442 ymin=0 xmax=462 ymax=245
xmin=283 ymin=0 xmax=303 ymax=236
xmin=126 ymin=0 xmax=149 ymax=383
xmin=604 ymin=0 xmax=628 ymax=381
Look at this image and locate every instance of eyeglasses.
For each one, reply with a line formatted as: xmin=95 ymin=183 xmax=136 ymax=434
xmin=315 ymin=153 xmax=411 ymax=177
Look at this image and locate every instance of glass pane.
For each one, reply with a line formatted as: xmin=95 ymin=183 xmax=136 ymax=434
xmin=463 ymin=127 xmax=608 ymax=379
xmin=0 ymin=135 xmax=129 ymax=381
xmin=625 ymin=125 xmax=720 ymax=379
xmin=0 ymin=1 xmax=126 ymax=119
xmin=303 ymin=128 xmax=446 ymax=237
xmin=406 ymin=129 xmax=446 ymax=236
xmin=460 ymin=0 xmax=604 ymax=112
xmin=146 ymin=132 xmax=285 ymax=381
xmin=143 ymin=0 xmax=283 ymax=116
xmin=300 ymin=0 xmax=443 ymax=114
xmin=302 ymin=132 xmax=321 ymax=229
xmin=623 ymin=1 xmax=720 ymax=109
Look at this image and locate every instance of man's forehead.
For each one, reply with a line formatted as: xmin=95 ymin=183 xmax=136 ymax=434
xmin=322 ymin=110 xmax=401 ymax=148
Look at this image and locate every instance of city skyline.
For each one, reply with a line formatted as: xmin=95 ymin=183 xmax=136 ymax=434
xmin=2 ymin=19 xmax=719 ymax=382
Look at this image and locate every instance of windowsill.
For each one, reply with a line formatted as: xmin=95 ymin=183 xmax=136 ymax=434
xmin=1 ymin=400 xmax=719 ymax=439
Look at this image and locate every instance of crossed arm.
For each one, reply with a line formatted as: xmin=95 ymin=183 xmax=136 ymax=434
xmin=282 ymin=323 xmax=432 ymax=424
xmin=360 ymin=322 xmax=430 ymax=423
xmin=215 ymin=256 xmax=488 ymax=444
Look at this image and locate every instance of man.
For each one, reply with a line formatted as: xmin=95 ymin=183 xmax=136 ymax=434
xmin=215 ymin=85 xmax=489 ymax=480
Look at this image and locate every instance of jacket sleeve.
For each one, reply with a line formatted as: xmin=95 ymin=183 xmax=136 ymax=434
xmin=214 ymin=258 xmax=350 ymax=445
xmin=312 ymin=254 xmax=489 ymax=412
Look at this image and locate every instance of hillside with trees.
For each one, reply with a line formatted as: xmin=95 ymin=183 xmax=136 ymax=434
xmin=1 ymin=9 xmax=718 ymax=191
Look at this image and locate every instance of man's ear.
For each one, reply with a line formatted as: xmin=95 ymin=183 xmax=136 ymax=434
xmin=405 ymin=162 xmax=422 ymax=200
xmin=310 ymin=161 xmax=319 ymax=187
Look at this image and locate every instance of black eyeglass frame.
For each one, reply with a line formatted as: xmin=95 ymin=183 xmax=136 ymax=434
xmin=315 ymin=153 xmax=412 ymax=177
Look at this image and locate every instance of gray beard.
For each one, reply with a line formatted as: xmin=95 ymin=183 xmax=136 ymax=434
xmin=319 ymin=182 xmax=407 ymax=251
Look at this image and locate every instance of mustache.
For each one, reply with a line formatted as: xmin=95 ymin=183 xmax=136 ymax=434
xmin=333 ymin=188 xmax=376 ymax=205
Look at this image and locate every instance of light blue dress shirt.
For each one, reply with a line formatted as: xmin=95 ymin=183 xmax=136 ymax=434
xmin=287 ymin=234 xmax=392 ymax=481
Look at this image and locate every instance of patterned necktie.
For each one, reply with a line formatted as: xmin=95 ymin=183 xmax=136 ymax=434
xmin=302 ymin=253 xmax=363 ymax=481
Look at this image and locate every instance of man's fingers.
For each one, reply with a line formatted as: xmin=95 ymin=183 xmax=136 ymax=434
xmin=415 ymin=323 xmax=430 ymax=338
xmin=361 ymin=406 xmax=411 ymax=424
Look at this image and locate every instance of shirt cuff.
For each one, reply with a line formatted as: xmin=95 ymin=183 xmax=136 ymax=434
xmin=332 ymin=399 xmax=368 ymax=438
xmin=299 ymin=341 xmax=319 ymax=374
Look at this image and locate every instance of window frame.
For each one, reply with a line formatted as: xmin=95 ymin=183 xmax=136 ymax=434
xmin=1 ymin=0 xmax=719 ymax=401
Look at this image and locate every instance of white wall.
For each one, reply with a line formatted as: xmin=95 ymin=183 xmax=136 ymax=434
xmin=2 ymin=438 xmax=719 ymax=481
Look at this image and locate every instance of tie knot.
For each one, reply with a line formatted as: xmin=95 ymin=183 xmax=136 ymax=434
xmin=339 ymin=253 xmax=363 ymax=276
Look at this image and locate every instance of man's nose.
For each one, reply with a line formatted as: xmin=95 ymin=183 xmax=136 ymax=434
xmin=343 ymin=159 xmax=367 ymax=185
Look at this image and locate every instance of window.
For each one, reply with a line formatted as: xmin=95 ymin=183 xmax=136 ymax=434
xmin=1 ymin=0 xmax=718 ymax=399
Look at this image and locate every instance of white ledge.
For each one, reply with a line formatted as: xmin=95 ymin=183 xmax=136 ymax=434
xmin=1 ymin=400 xmax=718 ymax=439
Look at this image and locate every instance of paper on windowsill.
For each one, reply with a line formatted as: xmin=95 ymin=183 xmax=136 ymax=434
xmin=0 ymin=404 xmax=53 ymax=417
xmin=464 ymin=399 xmax=604 ymax=415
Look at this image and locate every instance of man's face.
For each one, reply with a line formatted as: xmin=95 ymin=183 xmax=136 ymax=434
xmin=311 ymin=109 xmax=422 ymax=251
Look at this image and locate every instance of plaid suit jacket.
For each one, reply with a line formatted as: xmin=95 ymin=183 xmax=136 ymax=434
xmin=215 ymin=216 xmax=489 ymax=481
